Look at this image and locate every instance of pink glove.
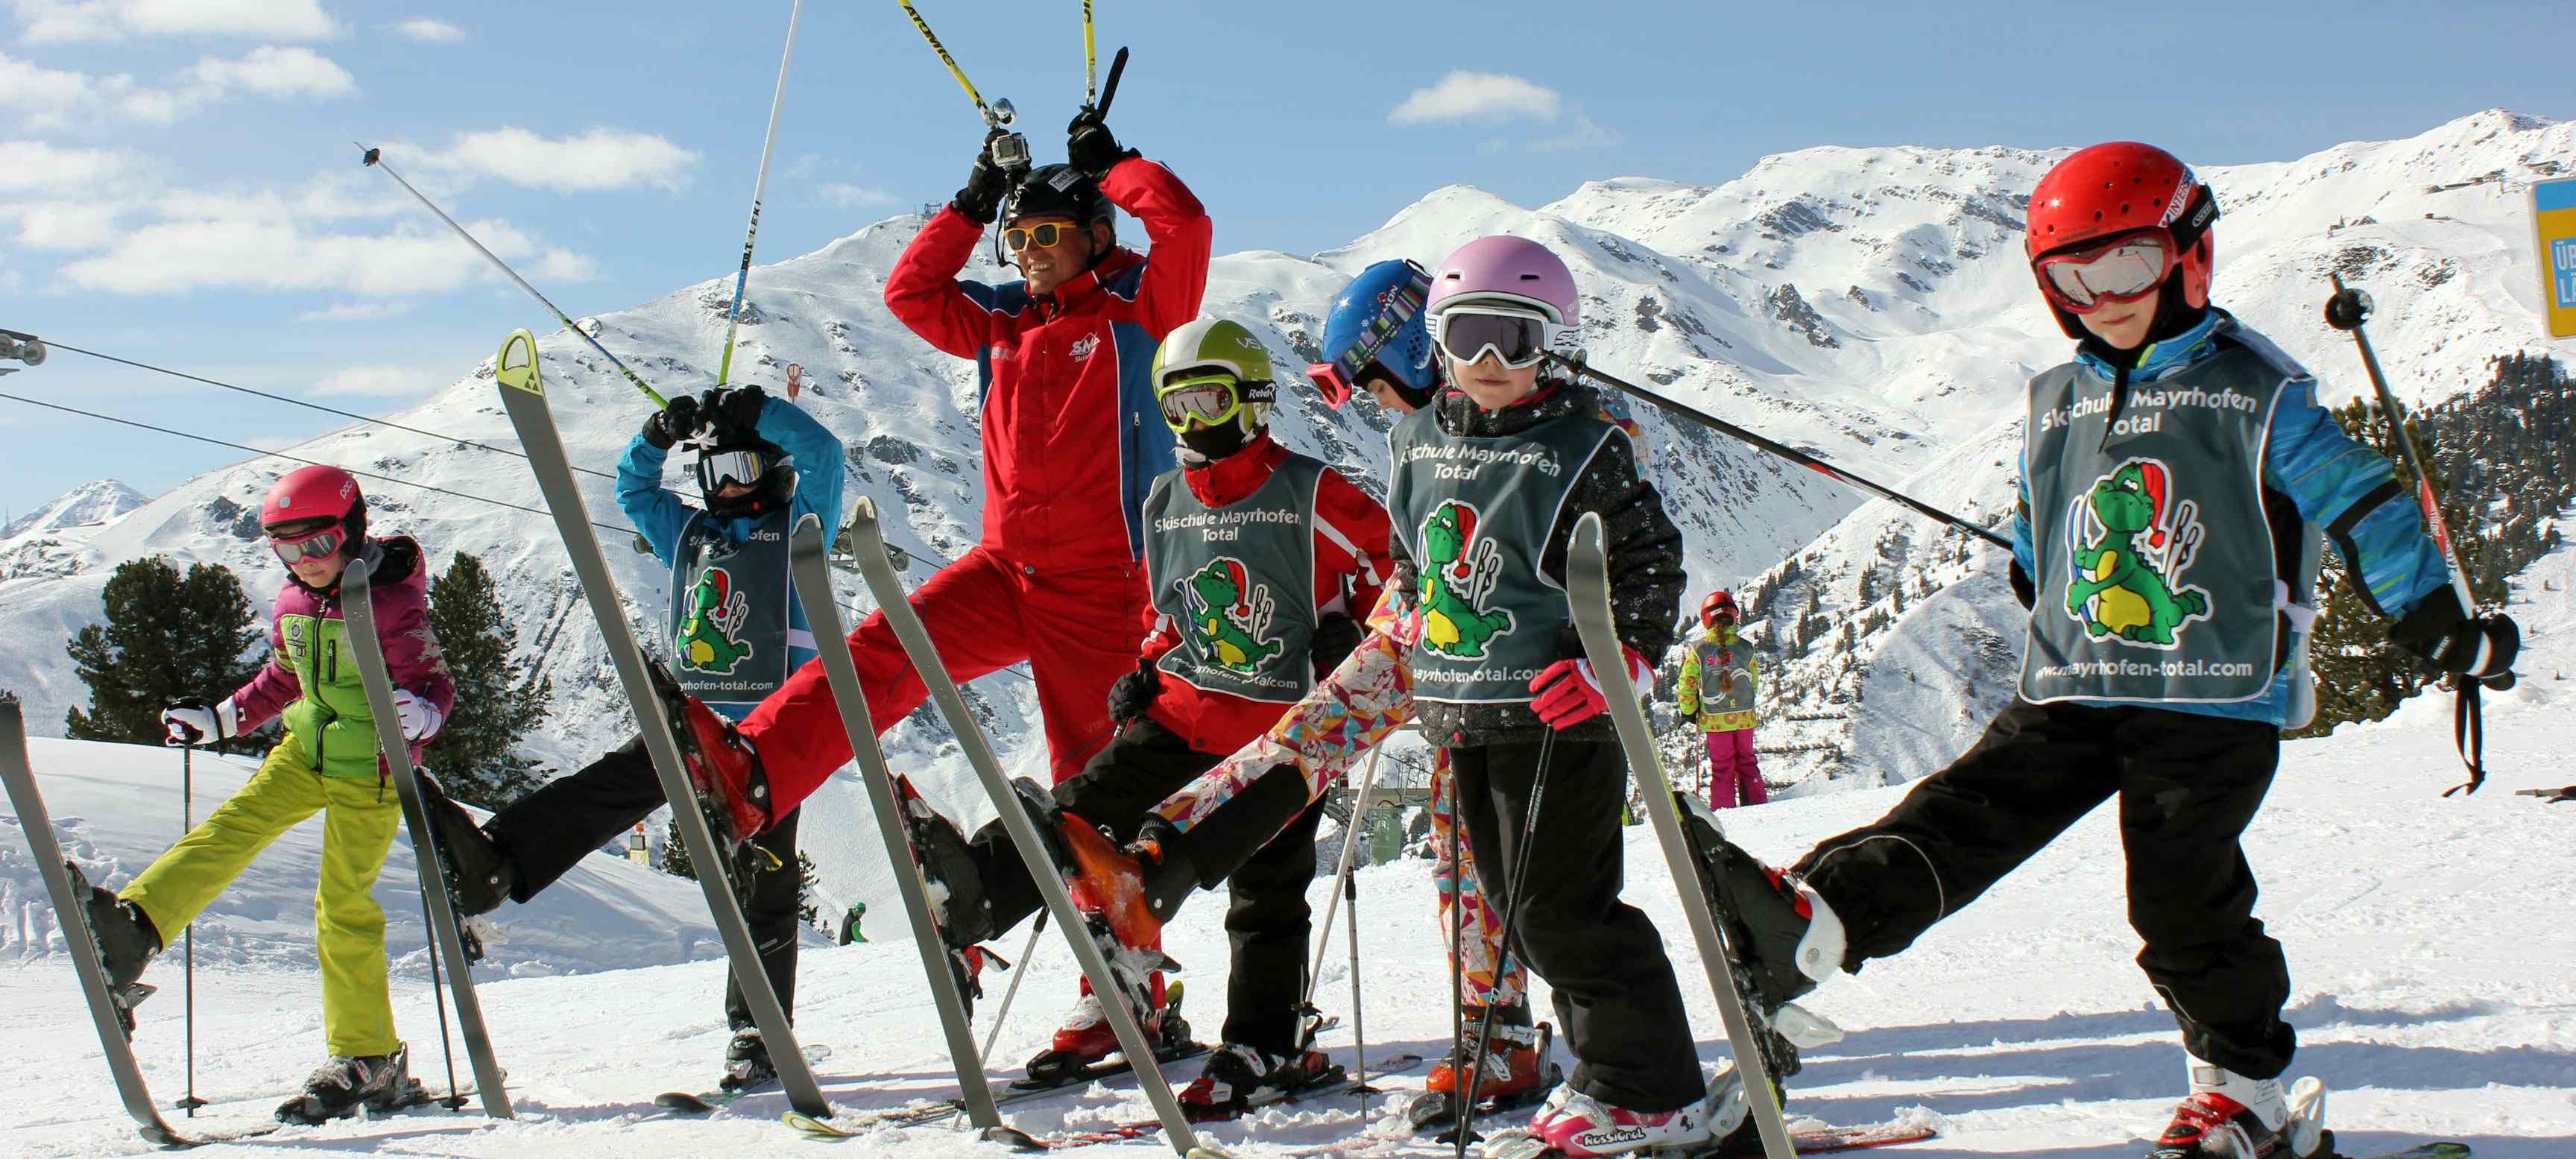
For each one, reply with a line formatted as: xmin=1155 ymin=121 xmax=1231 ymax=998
xmin=1528 ymin=645 xmax=1653 ymax=730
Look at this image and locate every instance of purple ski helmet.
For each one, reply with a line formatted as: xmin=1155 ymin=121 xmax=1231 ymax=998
xmin=1424 ymin=235 xmax=1582 ymax=370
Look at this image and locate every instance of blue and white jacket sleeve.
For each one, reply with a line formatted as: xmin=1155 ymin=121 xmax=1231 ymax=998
xmin=2263 ymin=379 xmax=2449 ymax=619
xmin=2012 ymin=443 xmax=2038 ymax=581
xmin=760 ymin=395 xmax=846 ymax=539
xmin=615 ymin=431 xmax=694 ymax=567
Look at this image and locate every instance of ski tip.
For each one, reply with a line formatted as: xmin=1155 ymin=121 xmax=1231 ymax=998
xmin=979 ymin=1125 xmax=1044 ymax=1152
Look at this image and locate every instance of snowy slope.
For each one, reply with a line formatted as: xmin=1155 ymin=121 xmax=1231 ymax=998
xmin=4 ymin=597 xmax=2572 ymax=1156
xmin=3 ymin=480 xmax=146 ymax=545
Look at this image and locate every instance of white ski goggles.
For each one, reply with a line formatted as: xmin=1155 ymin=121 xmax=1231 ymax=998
xmin=1430 ymin=303 xmax=1576 ymax=370
xmin=696 ymin=448 xmax=770 ymax=491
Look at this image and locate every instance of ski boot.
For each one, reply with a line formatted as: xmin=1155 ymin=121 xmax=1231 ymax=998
xmin=893 ymin=771 xmax=1001 ymax=1019
xmin=1020 ymin=976 xmax=1194 ymax=1087
xmin=645 ymin=662 xmax=772 ymax=843
xmin=719 ymin=1027 xmax=778 ymax=1094
xmin=2148 ymin=1053 xmax=2329 ymax=1159
xmin=1178 ymin=1042 xmax=1344 ymax=1122
xmin=64 ymin=862 xmax=160 ymax=1037
xmin=1676 ymin=792 xmax=1846 ymax=1012
xmin=275 ymin=1044 xmax=423 ymax=1125
xmin=1412 ymin=1007 xmax=1559 ymax=1133
xmin=1483 ymin=1081 xmax=1715 ymax=1159
xmin=413 ymin=769 xmax=515 ymax=918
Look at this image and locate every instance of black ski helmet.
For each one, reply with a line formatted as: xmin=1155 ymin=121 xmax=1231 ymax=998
xmin=697 ymin=433 xmax=797 ymax=520
xmin=1006 ymin=163 xmax=1114 ymax=225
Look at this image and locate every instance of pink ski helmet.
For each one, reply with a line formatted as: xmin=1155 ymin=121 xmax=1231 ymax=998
xmin=262 ymin=464 xmax=365 ymax=542
xmin=1424 ymin=235 xmax=1582 ymax=370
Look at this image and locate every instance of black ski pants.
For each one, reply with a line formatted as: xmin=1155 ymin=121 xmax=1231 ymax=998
xmin=481 ymin=732 xmax=803 ymax=1031
xmin=1450 ymin=736 xmax=1703 ymax=1112
xmin=967 ymin=719 xmax=1322 ymax=1055
xmin=1795 ymin=698 xmax=2295 ymax=1078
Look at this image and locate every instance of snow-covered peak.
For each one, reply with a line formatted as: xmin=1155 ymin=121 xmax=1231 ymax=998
xmin=4 ymin=479 xmax=146 ymax=543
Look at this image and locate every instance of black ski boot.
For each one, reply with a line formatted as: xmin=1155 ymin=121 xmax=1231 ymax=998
xmin=413 ymin=770 xmax=514 ymax=918
xmin=719 ymin=1028 xmax=779 ymax=1094
xmin=276 ymin=1045 xmax=422 ymax=1124
xmin=64 ymin=862 xmax=160 ymax=1035
xmin=1178 ymin=1042 xmax=1343 ymax=1122
xmin=1676 ymin=792 xmax=1845 ymax=1013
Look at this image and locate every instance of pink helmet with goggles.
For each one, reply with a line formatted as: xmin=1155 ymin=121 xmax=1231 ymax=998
xmin=1424 ymin=235 xmax=1582 ymax=370
xmin=261 ymin=464 xmax=364 ymax=563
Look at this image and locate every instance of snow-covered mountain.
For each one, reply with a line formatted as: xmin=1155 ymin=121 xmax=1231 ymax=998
xmin=3 ymin=479 xmax=145 ymax=543
xmin=1 ymin=110 xmax=2566 ymax=907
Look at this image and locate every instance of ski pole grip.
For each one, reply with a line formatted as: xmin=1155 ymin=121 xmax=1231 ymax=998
xmin=1094 ymin=46 xmax=1129 ymax=118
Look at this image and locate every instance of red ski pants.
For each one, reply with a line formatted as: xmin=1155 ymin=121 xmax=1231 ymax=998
xmin=1705 ymin=728 xmax=1766 ymax=808
xmin=740 ymin=546 xmax=1146 ymax=812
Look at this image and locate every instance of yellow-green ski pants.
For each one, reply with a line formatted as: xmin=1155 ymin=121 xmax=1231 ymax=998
xmin=120 ymin=730 xmax=403 ymax=1057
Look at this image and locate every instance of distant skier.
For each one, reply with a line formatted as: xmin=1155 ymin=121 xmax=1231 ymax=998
xmin=899 ymin=318 xmax=1391 ymax=1106
xmin=68 ymin=465 xmax=452 ymax=1124
xmin=1689 ymin=142 xmax=2523 ymax=1159
xmin=415 ymin=382 xmax=842 ymax=1095
xmin=1674 ymin=590 xmax=1765 ymax=808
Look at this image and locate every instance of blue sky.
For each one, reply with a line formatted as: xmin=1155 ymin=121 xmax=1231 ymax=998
xmin=1 ymin=0 xmax=2567 ymax=512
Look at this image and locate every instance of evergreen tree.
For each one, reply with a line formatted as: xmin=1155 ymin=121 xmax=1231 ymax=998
xmin=425 ymin=552 xmax=554 ymax=810
xmin=65 ymin=556 xmax=262 ymax=750
xmin=798 ymin=851 xmax=822 ymax=929
xmin=663 ymin=815 xmax=695 ymax=880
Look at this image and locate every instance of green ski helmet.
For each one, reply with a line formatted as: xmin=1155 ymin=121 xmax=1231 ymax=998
xmin=1151 ymin=318 xmax=1277 ymax=437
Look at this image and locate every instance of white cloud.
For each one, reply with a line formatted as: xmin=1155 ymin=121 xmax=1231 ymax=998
xmin=0 ymin=139 xmax=130 ymax=189
xmin=1389 ymin=71 xmax=1561 ymax=126
xmin=60 ymin=209 xmax=598 ymax=297
xmin=18 ymin=0 xmax=342 ymax=44
xmin=314 ymin=364 xmax=437 ymax=397
xmin=817 ymin=182 xmax=893 ymax=208
xmin=0 ymin=51 xmax=174 ymax=128
xmin=297 ymin=301 xmax=410 ymax=321
xmin=394 ymin=16 xmax=461 ymax=42
xmin=8 ymin=198 xmax=120 ymax=247
xmin=429 ymin=127 xmax=698 ymax=192
xmin=191 ymin=45 xmax=354 ymax=99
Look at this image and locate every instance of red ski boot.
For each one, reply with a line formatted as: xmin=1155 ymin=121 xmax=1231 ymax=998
xmin=646 ymin=663 xmax=771 ymax=841
xmin=2148 ymin=1055 xmax=2328 ymax=1159
xmin=1412 ymin=1009 xmax=1556 ymax=1132
xmin=1018 ymin=974 xmax=1193 ymax=1087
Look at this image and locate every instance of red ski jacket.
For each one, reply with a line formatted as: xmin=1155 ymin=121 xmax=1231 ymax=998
xmin=1138 ymin=435 xmax=1392 ymax=754
xmin=883 ymin=156 xmax=1213 ymax=572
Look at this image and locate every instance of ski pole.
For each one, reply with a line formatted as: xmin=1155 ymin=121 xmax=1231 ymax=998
xmin=715 ymin=0 xmax=806 ymax=389
xmin=358 ymin=147 xmax=669 ymax=408
xmin=417 ymin=888 xmax=467 ymax=1109
xmin=179 ymin=745 xmax=203 ymax=1115
xmin=1307 ymin=745 xmax=1389 ymax=1105
xmin=1344 ymin=867 xmax=1368 ymax=1112
xmin=1456 ymin=728 xmax=1556 ymax=1159
xmin=894 ymin=0 xmax=1028 ymax=171
xmin=1544 ymin=353 xmax=2010 ymax=549
xmin=1081 ymin=0 xmax=1096 ymax=106
xmin=977 ymin=912 xmax=1047 ymax=1064
xmin=2323 ymin=275 xmax=2510 ymax=795
xmin=1441 ymin=767 xmax=1468 ymax=1137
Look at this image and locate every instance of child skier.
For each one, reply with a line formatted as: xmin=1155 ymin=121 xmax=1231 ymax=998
xmin=414 ymin=381 xmax=842 ymax=1094
xmin=900 ymin=317 xmax=1390 ymax=1108
xmin=1693 ymin=142 xmax=2522 ymax=1159
xmin=70 ymin=464 xmax=454 ymax=1124
xmin=1675 ymin=590 xmax=1765 ymax=808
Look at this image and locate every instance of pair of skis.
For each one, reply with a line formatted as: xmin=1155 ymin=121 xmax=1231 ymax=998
xmin=0 ymin=556 xmax=516 ymax=1147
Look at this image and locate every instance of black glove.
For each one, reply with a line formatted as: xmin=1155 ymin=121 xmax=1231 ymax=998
xmin=1066 ymin=110 xmax=1138 ymax=181
xmin=2008 ymin=558 xmax=2036 ymax=610
xmin=953 ymin=129 xmax=1014 ymax=224
xmin=2390 ymin=587 xmax=2519 ymax=680
xmin=1107 ymin=657 xmax=1162 ymax=727
xmin=641 ymin=392 xmax=701 ymax=449
xmin=1310 ymin=613 xmax=1362 ymax=680
xmin=701 ymin=385 xmax=769 ymax=440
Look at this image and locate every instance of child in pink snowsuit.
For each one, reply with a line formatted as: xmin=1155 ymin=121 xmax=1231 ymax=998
xmin=1675 ymin=590 xmax=1765 ymax=807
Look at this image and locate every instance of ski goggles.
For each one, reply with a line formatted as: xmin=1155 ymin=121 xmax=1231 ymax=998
xmin=1155 ymin=371 xmax=1271 ymax=432
xmin=1430 ymin=304 xmax=1573 ymax=370
xmin=1306 ymin=280 xmax=1430 ymax=408
xmin=2034 ymin=229 xmax=2176 ymax=312
xmin=1003 ymin=219 xmax=1080 ymax=253
xmin=267 ymin=523 xmax=344 ymax=564
xmin=696 ymin=447 xmax=770 ymax=492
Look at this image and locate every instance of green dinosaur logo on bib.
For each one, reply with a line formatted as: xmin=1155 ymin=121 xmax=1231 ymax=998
xmin=676 ymin=565 xmax=755 ymax=675
xmin=1181 ymin=558 xmax=1284 ymax=675
xmin=1417 ymin=499 xmax=1516 ymax=660
xmin=2062 ymin=458 xmax=2210 ymax=648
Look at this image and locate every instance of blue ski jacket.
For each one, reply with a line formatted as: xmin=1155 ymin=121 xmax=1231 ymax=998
xmin=616 ymin=394 xmax=845 ymax=721
xmin=2010 ymin=310 xmax=2451 ymax=727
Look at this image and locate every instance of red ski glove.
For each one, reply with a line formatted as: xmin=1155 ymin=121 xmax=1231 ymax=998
xmin=1528 ymin=646 xmax=1654 ymax=730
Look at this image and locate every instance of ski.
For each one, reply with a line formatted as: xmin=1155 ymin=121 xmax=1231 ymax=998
xmin=842 ymin=496 xmax=1210 ymax=1155
xmin=785 ymin=1055 xmax=1427 ymax=1146
xmin=2343 ymin=1146 xmax=2469 ymax=1159
xmin=0 ymin=695 xmax=286 ymax=1149
xmin=485 ymin=327 xmax=828 ymax=1117
xmin=1013 ymin=1029 xmax=1208 ymax=1091
xmin=341 ymin=552 xmax=514 ymax=1121
xmin=1565 ymin=511 xmax=1799 ymax=1159
xmin=786 ymin=511 xmax=1021 ymax=1143
xmin=651 ymin=1043 xmax=836 ymax=1114
xmin=1474 ymin=1120 xmax=1936 ymax=1159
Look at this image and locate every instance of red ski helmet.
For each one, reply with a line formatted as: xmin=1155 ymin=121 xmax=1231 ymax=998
xmin=262 ymin=464 xmax=364 ymax=543
xmin=1701 ymin=590 xmax=1739 ymax=628
xmin=2024 ymin=142 xmax=2217 ymax=338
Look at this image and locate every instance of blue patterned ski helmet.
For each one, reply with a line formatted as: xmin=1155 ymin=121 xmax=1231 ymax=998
xmin=1310 ymin=259 xmax=1436 ymax=408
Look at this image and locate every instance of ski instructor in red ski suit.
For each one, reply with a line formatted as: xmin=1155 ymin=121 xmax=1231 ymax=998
xmin=730 ymin=109 xmax=1212 ymax=818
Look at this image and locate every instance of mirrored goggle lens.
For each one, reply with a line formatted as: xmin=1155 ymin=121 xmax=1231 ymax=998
xmin=699 ymin=449 xmax=768 ymax=489
xmin=2039 ymin=233 xmax=2174 ymax=309
xmin=268 ymin=526 xmax=343 ymax=563
xmin=1305 ymin=361 xmax=1354 ymax=407
xmin=1003 ymin=222 xmax=1069 ymax=252
xmin=1434 ymin=311 xmax=1549 ymax=369
xmin=1157 ymin=375 xmax=1241 ymax=431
